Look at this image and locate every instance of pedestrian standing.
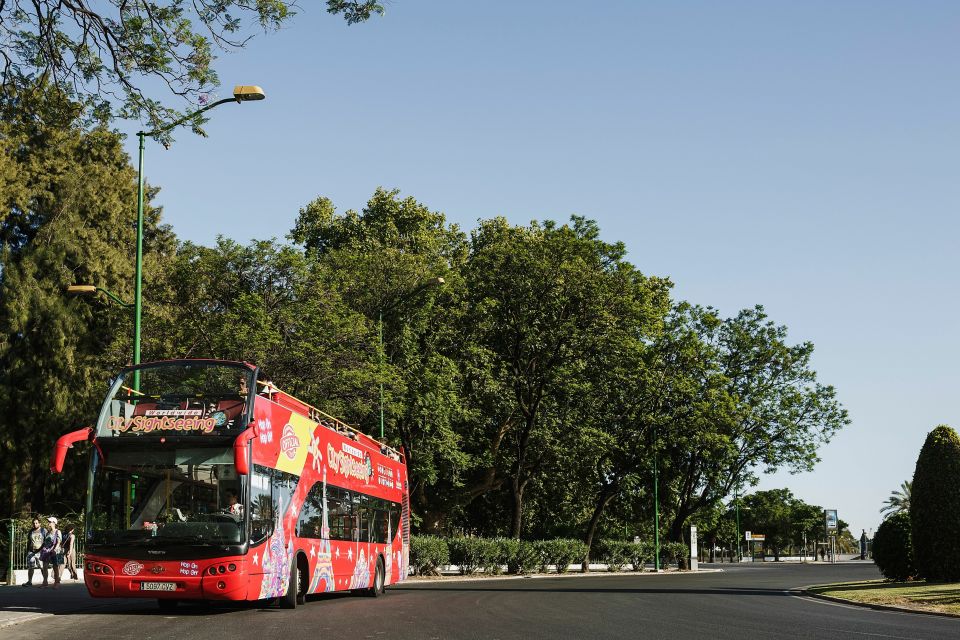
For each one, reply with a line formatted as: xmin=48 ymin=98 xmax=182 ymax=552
xmin=62 ymin=525 xmax=78 ymax=580
xmin=21 ymin=518 xmax=44 ymax=586
xmin=39 ymin=516 xmax=63 ymax=588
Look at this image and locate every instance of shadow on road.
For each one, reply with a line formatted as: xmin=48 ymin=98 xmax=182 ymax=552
xmin=391 ymin=585 xmax=794 ymax=596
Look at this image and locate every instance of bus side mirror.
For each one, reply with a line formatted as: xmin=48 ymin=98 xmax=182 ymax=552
xmin=50 ymin=427 xmax=93 ymax=473
xmin=234 ymin=422 xmax=259 ymax=475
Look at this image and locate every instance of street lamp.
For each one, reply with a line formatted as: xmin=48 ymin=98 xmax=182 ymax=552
xmin=66 ymin=284 xmax=133 ymax=308
xmin=378 ymin=276 xmax=445 ymax=440
xmin=133 ymin=85 xmax=265 ymax=388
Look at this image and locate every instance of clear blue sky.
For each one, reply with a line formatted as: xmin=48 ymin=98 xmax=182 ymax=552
xmin=117 ymin=1 xmax=960 ymax=539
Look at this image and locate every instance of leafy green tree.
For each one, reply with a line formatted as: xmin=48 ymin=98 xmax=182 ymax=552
xmin=461 ymin=216 xmax=669 ymax=538
xmin=880 ymin=480 xmax=911 ymax=520
xmin=0 ymin=84 xmax=173 ymax=516
xmin=740 ymin=489 xmax=795 ymax=560
xmin=911 ymin=424 xmax=960 ymax=581
xmin=151 ymin=237 xmax=378 ymax=420
xmin=291 ymin=189 xmax=471 ymax=533
xmin=659 ymin=304 xmax=849 ymax=542
xmin=0 ymin=1 xmax=382 ymax=133
xmin=873 ymin=511 xmax=914 ymax=581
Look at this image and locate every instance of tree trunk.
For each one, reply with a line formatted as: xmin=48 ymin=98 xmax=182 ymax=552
xmin=581 ymin=485 xmax=618 ymax=571
xmin=510 ymin=476 xmax=524 ymax=539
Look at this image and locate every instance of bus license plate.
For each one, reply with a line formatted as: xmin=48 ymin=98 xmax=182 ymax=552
xmin=141 ymin=582 xmax=176 ymax=591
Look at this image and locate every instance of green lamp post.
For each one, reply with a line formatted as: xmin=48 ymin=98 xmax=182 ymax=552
xmin=132 ymin=85 xmax=265 ymax=389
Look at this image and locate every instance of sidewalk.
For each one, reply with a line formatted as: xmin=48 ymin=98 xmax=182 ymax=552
xmin=0 ymin=581 xmax=117 ymax=629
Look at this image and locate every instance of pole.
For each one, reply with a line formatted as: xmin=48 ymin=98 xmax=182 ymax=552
xmin=6 ymin=520 xmax=14 ymax=585
xmin=653 ymin=426 xmax=660 ymax=572
xmin=378 ymin=310 xmax=385 ymax=440
xmin=735 ymin=481 xmax=741 ymax=563
xmin=133 ymin=132 xmax=146 ymax=392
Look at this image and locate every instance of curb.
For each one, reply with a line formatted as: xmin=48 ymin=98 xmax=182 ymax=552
xmin=798 ymin=586 xmax=960 ymax=620
xmin=399 ymin=568 xmax=724 ymax=586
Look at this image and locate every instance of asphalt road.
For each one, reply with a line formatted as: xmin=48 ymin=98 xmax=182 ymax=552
xmin=3 ymin=563 xmax=958 ymax=639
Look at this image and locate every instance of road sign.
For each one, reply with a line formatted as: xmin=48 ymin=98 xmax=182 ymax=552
xmin=750 ymin=533 xmax=766 ymax=542
xmin=825 ymin=509 xmax=838 ymax=534
xmin=745 ymin=530 xmax=751 ymax=541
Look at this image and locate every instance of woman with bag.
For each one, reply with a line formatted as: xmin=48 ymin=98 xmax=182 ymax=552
xmin=39 ymin=516 xmax=63 ymax=588
xmin=21 ymin=518 xmax=44 ymax=586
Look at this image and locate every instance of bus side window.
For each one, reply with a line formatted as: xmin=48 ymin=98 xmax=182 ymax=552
xmin=327 ymin=487 xmax=348 ymax=541
xmin=389 ymin=502 xmax=402 ymax=542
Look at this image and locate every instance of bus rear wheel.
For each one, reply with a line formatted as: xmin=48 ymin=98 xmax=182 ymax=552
xmin=366 ymin=557 xmax=385 ymax=598
xmin=280 ymin=560 xmax=300 ymax=609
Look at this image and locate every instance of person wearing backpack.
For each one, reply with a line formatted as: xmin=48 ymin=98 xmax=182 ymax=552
xmin=39 ymin=517 xmax=63 ymax=588
xmin=21 ymin=518 xmax=44 ymax=586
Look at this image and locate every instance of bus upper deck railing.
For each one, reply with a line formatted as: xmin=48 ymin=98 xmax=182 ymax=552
xmin=257 ymin=380 xmax=404 ymax=462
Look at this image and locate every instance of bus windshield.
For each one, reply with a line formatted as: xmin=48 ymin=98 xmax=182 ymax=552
xmin=96 ymin=362 xmax=254 ymax=438
xmin=88 ymin=445 xmax=245 ymax=548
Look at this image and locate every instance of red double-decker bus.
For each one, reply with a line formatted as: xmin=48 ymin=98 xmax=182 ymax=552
xmin=51 ymin=359 xmax=410 ymax=610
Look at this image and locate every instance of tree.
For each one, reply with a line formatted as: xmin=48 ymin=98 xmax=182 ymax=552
xmin=659 ymin=304 xmax=849 ymax=542
xmin=291 ymin=188 xmax=471 ymax=533
xmin=0 ymin=1 xmax=382 ymax=134
xmin=740 ymin=489 xmax=794 ymax=560
xmin=461 ymin=216 xmax=669 ymax=538
xmin=911 ymin=424 xmax=960 ymax=581
xmin=873 ymin=511 xmax=914 ymax=581
xmin=880 ymin=480 xmax=911 ymax=520
xmin=0 ymin=83 xmax=174 ymax=516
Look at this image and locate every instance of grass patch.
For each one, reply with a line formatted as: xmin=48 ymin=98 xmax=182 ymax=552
xmin=808 ymin=580 xmax=960 ymax=615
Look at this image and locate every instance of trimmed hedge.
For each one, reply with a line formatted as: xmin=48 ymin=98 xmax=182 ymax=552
xmin=873 ymin=511 xmax=914 ymax=581
xmin=540 ymin=538 xmax=588 ymax=574
xmin=447 ymin=537 xmax=499 ymax=575
xmin=911 ymin=424 xmax=960 ymax=582
xmin=410 ymin=535 xmax=665 ymax=575
xmin=598 ymin=539 xmax=632 ymax=572
xmin=409 ymin=535 xmax=449 ymax=576
xmin=627 ymin=541 xmax=653 ymax=571
xmin=659 ymin=541 xmax=689 ymax=568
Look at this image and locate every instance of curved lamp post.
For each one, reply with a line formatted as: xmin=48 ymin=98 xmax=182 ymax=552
xmin=378 ymin=276 xmax=445 ymax=440
xmin=132 ymin=85 xmax=265 ymax=388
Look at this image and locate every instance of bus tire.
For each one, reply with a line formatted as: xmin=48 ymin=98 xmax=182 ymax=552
xmin=157 ymin=599 xmax=178 ymax=612
xmin=367 ymin=557 xmax=385 ymax=597
xmin=280 ymin=560 xmax=298 ymax=609
xmin=296 ymin=555 xmax=308 ymax=605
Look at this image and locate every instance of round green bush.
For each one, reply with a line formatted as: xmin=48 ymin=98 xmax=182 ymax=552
xmin=447 ymin=537 xmax=497 ymax=575
xmin=873 ymin=511 xmax=914 ymax=581
xmin=540 ymin=538 xmax=588 ymax=574
xmin=506 ymin=540 xmax=540 ymax=574
xmin=627 ymin=541 xmax=652 ymax=571
xmin=597 ymin=539 xmax=631 ymax=572
xmin=409 ymin=535 xmax=449 ymax=576
xmin=911 ymin=425 xmax=960 ymax=581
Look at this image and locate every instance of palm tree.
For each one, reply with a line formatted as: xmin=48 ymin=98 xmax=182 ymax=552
xmin=880 ymin=480 xmax=911 ymax=519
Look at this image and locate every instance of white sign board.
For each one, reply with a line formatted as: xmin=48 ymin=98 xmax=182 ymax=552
xmin=745 ymin=530 xmax=752 ymax=541
xmin=690 ymin=525 xmax=698 ymax=571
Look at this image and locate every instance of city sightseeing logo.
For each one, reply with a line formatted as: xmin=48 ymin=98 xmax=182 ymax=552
xmin=122 ymin=560 xmax=144 ymax=576
xmin=109 ymin=415 xmax=217 ymax=434
xmin=327 ymin=442 xmax=374 ymax=481
xmin=280 ymin=424 xmax=300 ymax=460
